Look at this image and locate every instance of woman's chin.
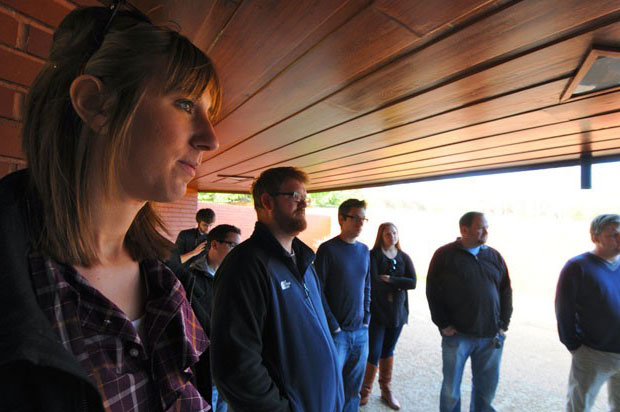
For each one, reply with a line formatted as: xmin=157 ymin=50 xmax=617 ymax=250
xmin=152 ymin=182 xmax=188 ymax=203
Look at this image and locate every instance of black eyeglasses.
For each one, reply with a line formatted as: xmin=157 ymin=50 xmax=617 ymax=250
xmin=271 ymin=192 xmax=311 ymax=205
xmin=218 ymin=240 xmax=238 ymax=248
xmin=343 ymin=215 xmax=368 ymax=223
xmin=96 ymin=0 xmax=152 ymax=51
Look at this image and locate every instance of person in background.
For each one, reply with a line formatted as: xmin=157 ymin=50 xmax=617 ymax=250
xmin=210 ymin=167 xmax=343 ymax=412
xmin=176 ymin=224 xmax=241 ymax=411
xmin=556 ymin=214 xmax=620 ymax=412
xmin=0 ymin=2 xmax=220 ymax=410
xmin=360 ymin=222 xmax=416 ymax=410
xmin=315 ymin=198 xmax=371 ymax=412
xmin=426 ymin=211 xmax=512 ymax=412
xmin=172 ymin=208 xmax=216 ymax=269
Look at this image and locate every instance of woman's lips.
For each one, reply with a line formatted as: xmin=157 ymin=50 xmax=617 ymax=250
xmin=178 ymin=160 xmax=197 ymax=178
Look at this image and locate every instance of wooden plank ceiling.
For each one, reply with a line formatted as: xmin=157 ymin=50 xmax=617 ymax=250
xmin=136 ymin=0 xmax=620 ymax=193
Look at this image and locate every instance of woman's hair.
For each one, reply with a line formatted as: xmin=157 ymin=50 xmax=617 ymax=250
xmin=22 ymin=6 xmax=221 ymax=266
xmin=373 ymin=222 xmax=401 ymax=251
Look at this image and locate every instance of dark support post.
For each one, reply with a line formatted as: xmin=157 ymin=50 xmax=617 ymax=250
xmin=580 ymin=153 xmax=592 ymax=189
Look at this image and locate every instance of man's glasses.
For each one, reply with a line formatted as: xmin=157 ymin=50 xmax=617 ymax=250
xmin=271 ymin=191 xmax=311 ymax=205
xmin=343 ymin=215 xmax=368 ymax=223
xmin=218 ymin=240 xmax=238 ymax=248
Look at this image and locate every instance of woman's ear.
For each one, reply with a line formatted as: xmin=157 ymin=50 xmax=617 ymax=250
xmin=69 ymin=74 xmax=108 ymax=134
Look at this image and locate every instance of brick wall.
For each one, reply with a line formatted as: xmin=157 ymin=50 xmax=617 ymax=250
xmin=198 ymin=202 xmax=257 ymax=242
xmin=0 ymin=0 xmax=99 ymax=177
xmin=153 ymin=188 xmax=199 ymax=242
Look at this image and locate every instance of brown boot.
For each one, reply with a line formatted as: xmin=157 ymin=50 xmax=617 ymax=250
xmin=359 ymin=362 xmax=378 ymax=406
xmin=378 ymin=356 xmax=400 ymax=410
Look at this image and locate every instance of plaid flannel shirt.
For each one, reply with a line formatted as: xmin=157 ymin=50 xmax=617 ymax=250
xmin=29 ymin=254 xmax=210 ymax=412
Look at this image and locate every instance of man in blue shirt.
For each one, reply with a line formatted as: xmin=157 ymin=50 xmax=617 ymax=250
xmin=315 ymin=198 xmax=371 ymax=412
xmin=556 ymin=214 xmax=620 ymax=412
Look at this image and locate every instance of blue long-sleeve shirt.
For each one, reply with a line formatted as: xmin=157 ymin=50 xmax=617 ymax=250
xmin=315 ymin=236 xmax=371 ymax=332
xmin=555 ymin=252 xmax=620 ymax=353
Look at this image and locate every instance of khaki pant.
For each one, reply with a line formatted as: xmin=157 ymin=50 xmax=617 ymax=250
xmin=567 ymin=345 xmax=620 ymax=412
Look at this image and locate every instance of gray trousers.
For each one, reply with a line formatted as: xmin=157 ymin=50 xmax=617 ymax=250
xmin=567 ymin=345 xmax=620 ymax=412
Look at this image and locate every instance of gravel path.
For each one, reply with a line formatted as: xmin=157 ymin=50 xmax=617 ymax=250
xmin=360 ymin=283 xmax=608 ymax=412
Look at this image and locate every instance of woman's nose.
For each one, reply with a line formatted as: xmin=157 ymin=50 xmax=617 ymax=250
xmin=194 ymin=115 xmax=219 ymax=152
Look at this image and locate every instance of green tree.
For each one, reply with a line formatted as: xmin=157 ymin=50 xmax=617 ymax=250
xmin=198 ymin=192 xmax=253 ymax=205
xmin=199 ymin=189 xmax=364 ymax=208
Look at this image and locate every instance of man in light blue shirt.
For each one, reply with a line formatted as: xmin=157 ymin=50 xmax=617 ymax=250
xmin=556 ymin=214 xmax=620 ymax=412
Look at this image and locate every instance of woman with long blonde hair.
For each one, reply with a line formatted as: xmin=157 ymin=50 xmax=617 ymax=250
xmin=0 ymin=2 xmax=220 ymax=410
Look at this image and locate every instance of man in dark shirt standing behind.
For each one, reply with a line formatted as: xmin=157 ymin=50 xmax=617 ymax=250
xmin=315 ymin=198 xmax=371 ymax=412
xmin=172 ymin=208 xmax=215 ymax=270
xmin=426 ymin=211 xmax=512 ymax=412
xmin=556 ymin=214 xmax=620 ymax=412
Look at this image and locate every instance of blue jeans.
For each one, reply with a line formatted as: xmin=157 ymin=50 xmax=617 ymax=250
xmin=368 ymin=321 xmax=403 ymax=365
xmin=333 ymin=327 xmax=369 ymax=412
xmin=440 ymin=333 xmax=505 ymax=412
xmin=211 ymin=385 xmax=227 ymax=412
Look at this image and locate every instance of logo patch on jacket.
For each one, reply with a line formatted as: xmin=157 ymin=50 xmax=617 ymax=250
xmin=280 ymin=280 xmax=291 ymax=290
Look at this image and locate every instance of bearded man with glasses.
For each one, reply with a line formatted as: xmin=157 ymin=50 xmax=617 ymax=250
xmin=315 ymin=198 xmax=372 ymax=412
xmin=210 ymin=167 xmax=343 ymax=412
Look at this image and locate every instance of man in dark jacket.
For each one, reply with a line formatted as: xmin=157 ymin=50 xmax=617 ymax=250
xmin=426 ymin=211 xmax=513 ymax=412
xmin=210 ymin=167 xmax=344 ymax=412
xmin=178 ymin=224 xmax=241 ymax=411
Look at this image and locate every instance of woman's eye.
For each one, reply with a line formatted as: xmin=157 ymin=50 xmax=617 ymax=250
xmin=176 ymin=100 xmax=194 ymax=113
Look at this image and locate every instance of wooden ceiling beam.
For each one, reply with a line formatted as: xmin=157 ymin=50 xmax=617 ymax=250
xmin=308 ymin=127 xmax=620 ymax=183
xmin=195 ymin=12 xmax=620 ymax=186
xmin=310 ymin=144 xmax=620 ymax=190
xmin=202 ymin=0 xmax=620 ymax=164
xmin=306 ymin=112 xmax=620 ymax=180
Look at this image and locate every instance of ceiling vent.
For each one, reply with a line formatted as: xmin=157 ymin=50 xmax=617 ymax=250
xmin=561 ymin=47 xmax=620 ymax=101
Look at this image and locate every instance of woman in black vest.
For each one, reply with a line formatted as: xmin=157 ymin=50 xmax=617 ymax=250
xmin=360 ymin=222 xmax=417 ymax=410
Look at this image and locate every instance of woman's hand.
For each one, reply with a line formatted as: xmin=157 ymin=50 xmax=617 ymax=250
xmin=380 ymin=275 xmax=391 ymax=283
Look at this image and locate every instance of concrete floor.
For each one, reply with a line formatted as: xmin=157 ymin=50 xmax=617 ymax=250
xmin=360 ymin=284 xmax=609 ymax=412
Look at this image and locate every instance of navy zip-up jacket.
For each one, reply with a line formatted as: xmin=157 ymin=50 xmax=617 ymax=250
xmin=426 ymin=239 xmax=513 ymax=337
xmin=211 ymin=222 xmax=344 ymax=412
